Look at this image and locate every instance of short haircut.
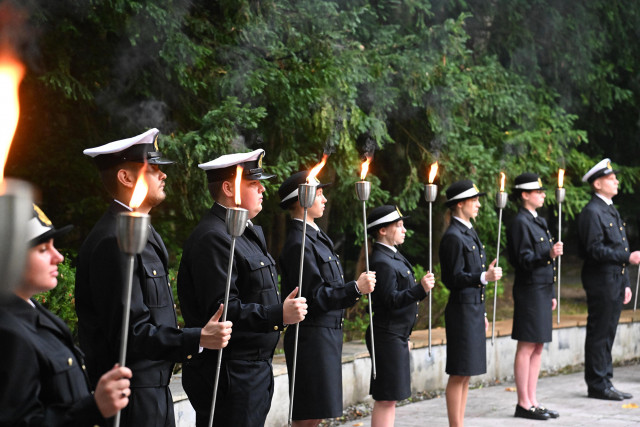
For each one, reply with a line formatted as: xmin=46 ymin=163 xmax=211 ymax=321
xmin=208 ymin=181 xmax=224 ymax=201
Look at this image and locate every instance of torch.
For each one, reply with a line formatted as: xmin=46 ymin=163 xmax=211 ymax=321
xmin=556 ymin=169 xmax=565 ymax=324
xmin=355 ymin=155 xmax=376 ymax=379
xmin=635 ymin=267 xmax=640 ymax=312
xmin=209 ymin=165 xmax=249 ymax=427
xmin=491 ymin=173 xmax=507 ymax=346
xmin=0 ymin=54 xmax=32 ymax=298
xmin=113 ymin=166 xmax=151 ymax=427
xmin=424 ymin=162 xmax=438 ymax=356
xmin=287 ymin=155 xmax=327 ymax=427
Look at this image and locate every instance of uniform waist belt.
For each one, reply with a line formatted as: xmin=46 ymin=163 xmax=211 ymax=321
xmin=129 ymin=368 xmax=171 ymax=388
xmin=300 ymin=316 xmax=342 ymax=329
xmin=449 ymin=289 xmax=483 ymax=304
xmin=220 ymin=347 xmax=273 ymax=361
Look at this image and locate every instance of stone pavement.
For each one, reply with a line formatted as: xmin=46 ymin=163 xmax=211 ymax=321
xmin=337 ymin=363 xmax=640 ymax=426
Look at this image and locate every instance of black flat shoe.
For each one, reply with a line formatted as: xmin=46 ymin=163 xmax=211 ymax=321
xmin=537 ymin=406 xmax=559 ymax=418
xmin=588 ymin=387 xmax=624 ymax=401
xmin=514 ymin=404 xmax=549 ymax=420
xmin=610 ymin=387 xmax=633 ymax=399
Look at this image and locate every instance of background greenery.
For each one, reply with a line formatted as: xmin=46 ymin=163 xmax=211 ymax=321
xmin=6 ymin=0 xmax=640 ymax=339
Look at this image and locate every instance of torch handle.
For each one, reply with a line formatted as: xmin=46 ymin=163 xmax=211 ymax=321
xmin=557 ymin=203 xmax=562 ymax=325
xmin=208 ymin=236 xmax=237 ymax=427
xmin=288 ymin=208 xmax=309 ymax=426
xmin=113 ymin=254 xmax=136 ymax=427
xmin=428 ymin=201 xmax=432 ymax=356
xmin=362 ymin=200 xmax=376 ymax=379
xmin=634 ymin=265 xmax=640 ymax=312
xmin=491 ymin=209 xmax=503 ymax=346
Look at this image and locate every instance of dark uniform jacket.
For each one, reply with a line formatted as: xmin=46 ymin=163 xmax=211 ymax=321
xmin=279 ymin=220 xmax=359 ymax=327
xmin=507 ymin=208 xmax=556 ymax=286
xmin=0 ymin=295 xmax=104 ymax=427
xmin=440 ymin=219 xmax=487 ymax=299
xmin=579 ymin=196 xmax=630 ymax=287
xmin=178 ymin=202 xmax=283 ymax=361
xmin=369 ymin=243 xmax=427 ymax=338
xmin=75 ymin=202 xmax=200 ymax=412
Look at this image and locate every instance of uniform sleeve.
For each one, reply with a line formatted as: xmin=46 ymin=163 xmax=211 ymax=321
xmin=0 ymin=326 xmax=104 ymax=427
xmin=578 ymin=207 xmax=629 ymax=264
xmin=439 ymin=232 xmax=482 ymax=289
xmin=189 ymin=230 xmax=284 ymax=332
xmin=507 ymin=217 xmax=551 ymax=272
xmin=371 ymin=257 xmax=427 ymax=310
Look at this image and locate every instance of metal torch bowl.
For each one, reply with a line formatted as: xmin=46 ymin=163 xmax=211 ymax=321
xmin=556 ymin=187 xmax=565 ymax=204
xmin=116 ymin=212 xmax=150 ymax=255
xmin=298 ymin=183 xmax=317 ymax=209
xmin=425 ymin=184 xmax=437 ymax=203
xmin=495 ymin=192 xmax=508 ymax=209
xmin=355 ymin=181 xmax=371 ymax=202
xmin=226 ymin=207 xmax=249 ymax=237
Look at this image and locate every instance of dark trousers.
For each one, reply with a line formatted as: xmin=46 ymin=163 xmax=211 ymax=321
xmin=113 ymin=385 xmax=175 ymax=427
xmin=583 ymin=271 xmax=624 ymax=391
xmin=183 ymin=359 xmax=274 ymax=427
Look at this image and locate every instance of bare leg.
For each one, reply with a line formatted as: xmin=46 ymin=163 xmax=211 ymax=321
xmin=528 ymin=343 xmax=544 ymax=407
xmin=514 ymin=341 xmax=536 ymax=408
xmin=446 ymin=375 xmax=470 ymax=427
xmin=371 ymin=400 xmax=396 ymax=427
xmin=292 ymin=419 xmax=321 ymax=427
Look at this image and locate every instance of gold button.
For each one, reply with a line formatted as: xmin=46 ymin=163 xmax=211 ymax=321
xmin=407 ymin=270 xmax=411 ymax=274
xmin=623 ymin=263 xmax=626 ymax=267
xmin=622 ymin=268 xmax=625 ymax=274
xmin=273 ymin=326 xmax=279 ymax=331
xmin=482 ymin=264 xmax=485 ymax=268
xmin=416 ymin=314 xmax=419 ymax=318
xmin=540 ymin=237 xmax=544 ymax=241
xmin=610 ymin=223 xmax=613 ymax=227
xmin=271 ymin=273 xmax=274 ymax=277
xmin=82 ymin=364 xmax=86 ymax=370
xmin=187 ymin=355 xmax=192 ymax=359
xmin=356 ymin=298 xmax=359 ymax=301
xmin=153 ymin=270 xmax=157 ymax=275
xmin=167 ymin=282 xmax=171 ymax=287
xmin=625 ymin=248 xmax=628 ymax=252
xmin=553 ymin=267 xmax=556 ymax=271
xmin=483 ymin=245 xmax=485 ymax=248
xmin=329 ymin=256 xmax=332 ymax=260
xmin=173 ymin=304 xmax=177 ymax=308
xmin=481 ymin=294 xmax=484 ymax=302
xmin=624 ymin=222 xmax=626 ymax=226
xmin=68 ymin=358 xmax=73 ymax=366
xmin=623 ymin=237 xmax=626 ymax=241
xmin=472 ymin=245 xmax=476 ymax=249
xmin=341 ymin=274 xmax=344 ymax=278
xmin=620 ymin=227 xmax=623 ymax=231
xmin=260 ymin=261 xmax=264 ymax=266
xmin=549 ymin=239 xmax=553 ymax=242
xmin=480 ymin=254 xmax=483 ymax=258
xmin=547 ymin=261 xmax=551 ymax=264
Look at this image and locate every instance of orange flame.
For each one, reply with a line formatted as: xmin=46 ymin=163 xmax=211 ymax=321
xmin=129 ymin=164 xmax=149 ymax=209
xmin=360 ymin=156 xmax=371 ymax=180
xmin=234 ymin=165 xmax=243 ymax=206
xmin=308 ymin=154 xmax=328 ymax=183
xmin=0 ymin=54 xmax=25 ymax=184
xmin=428 ymin=162 xmax=438 ymax=184
xmin=558 ymin=168 xmax=565 ymax=188
xmin=499 ymin=172 xmax=506 ymax=192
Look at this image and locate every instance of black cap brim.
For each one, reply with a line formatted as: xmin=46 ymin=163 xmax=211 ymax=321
xmin=29 ymin=225 xmax=73 ymax=247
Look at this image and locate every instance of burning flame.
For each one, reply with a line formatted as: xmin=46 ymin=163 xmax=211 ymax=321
xmin=234 ymin=165 xmax=243 ymax=206
xmin=499 ymin=172 xmax=506 ymax=192
xmin=428 ymin=162 xmax=438 ymax=184
xmin=360 ymin=156 xmax=372 ymax=180
xmin=129 ymin=164 xmax=149 ymax=209
xmin=308 ymin=154 xmax=328 ymax=183
xmin=0 ymin=54 xmax=25 ymax=184
xmin=558 ymin=169 xmax=565 ymax=188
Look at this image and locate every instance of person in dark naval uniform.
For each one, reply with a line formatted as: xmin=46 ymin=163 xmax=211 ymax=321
xmin=76 ymin=129 xmax=232 ymax=427
xmin=178 ymin=149 xmax=308 ymax=427
xmin=0 ymin=204 xmax=132 ymax=426
xmin=277 ymin=171 xmax=376 ymax=427
xmin=439 ymin=180 xmax=502 ymax=427
xmin=365 ymin=205 xmax=434 ymax=426
xmin=578 ymin=158 xmax=640 ymax=401
xmin=506 ymin=173 xmax=563 ymax=420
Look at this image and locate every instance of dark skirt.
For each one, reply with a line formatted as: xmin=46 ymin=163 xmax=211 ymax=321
xmin=444 ymin=300 xmax=487 ymax=376
xmin=511 ymin=281 xmax=553 ymax=343
xmin=365 ymin=326 xmax=412 ymax=401
xmin=283 ymin=325 xmax=343 ymax=420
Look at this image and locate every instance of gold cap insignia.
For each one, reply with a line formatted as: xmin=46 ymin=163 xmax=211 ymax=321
xmin=473 ymin=184 xmax=479 ymax=192
xmin=396 ymin=206 xmax=403 ymax=217
xmin=33 ymin=204 xmax=52 ymax=226
xmin=538 ymin=178 xmax=543 ymax=187
xmin=607 ymin=160 xmax=611 ymax=170
xmin=258 ymin=152 xmax=264 ymax=168
xmin=153 ymin=134 xmax=159 ymax=151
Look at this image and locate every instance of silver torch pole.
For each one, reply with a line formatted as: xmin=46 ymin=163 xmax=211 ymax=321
xmin=556 ymin=186 xmax=565 ymax=324
xmin=113 ymin=211 xmax=150 ymax=427
xmin=355 ymin=180 xmax=376 ymax=379
xmin=635 ymin=266 xmax=640 ymax=312
xmin=424 ymin=183 xmax=437 ymax=356
xmin=492 ymin=190 xmax=507 ymax=345
xmin=288 ymin=183 xmax=317 ymax=427
xmin=208 ymin=206 xmax=248 ymax=427
xmin=0 ymin=179 xmax=33 ymax=298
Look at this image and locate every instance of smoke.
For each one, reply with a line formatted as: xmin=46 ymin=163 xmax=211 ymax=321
xmin=362 ymin=132 xmax=377 ymax=160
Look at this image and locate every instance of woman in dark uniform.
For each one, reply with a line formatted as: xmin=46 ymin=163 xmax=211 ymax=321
xmin=0 ymin=205 xmax=131 ymax=426
xmin=439 ymin=180 xmax=502 ymax=427
xmin=365 ymin=205 xmax=434 ymax=426
xmin=507 ymin=173 xmax=563 ymax=420
xmin=278 ymin=171 xmax=376 ymax=427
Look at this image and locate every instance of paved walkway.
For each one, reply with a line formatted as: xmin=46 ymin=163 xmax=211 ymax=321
xmin=337 ymin=364 xmax=640 ymax=426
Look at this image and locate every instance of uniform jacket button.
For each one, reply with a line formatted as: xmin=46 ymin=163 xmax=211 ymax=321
xmin=187 ymin=355 xmax=192 ymax=359
xmin=329 ymin=256 xmax=332 ymax=260
xmin=153 ymin=270 xmax=157 ymax=275
xmin=260 ymin=261 xmax=265 ymax=266
xmin=547 ymin=260 xmax=551 ymax=264
xmin=68 ymin=358 xmax=73 ymax=366
xmin=540 ymin=237 xmax=544 ymax=241
xmin=472 ymin=245 xmax=476 ymax=249
xmin=273 ymin=326 xmax=279 ymax=331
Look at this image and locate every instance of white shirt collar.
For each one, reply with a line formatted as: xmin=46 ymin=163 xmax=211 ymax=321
xmin=293 ymin=217 xmax=319 ymax=231
xmin=114 ymin=199 xmax=133 ymax=212
xmin=595 ymin=193 xmax=613 ymax=205
xmin=453 ymin=216 xmax=473 ymax=229
xmin=527 ymin=208 xmax=538 ymax=218
xmin=376 ymin=242 xmax=397 ymax=252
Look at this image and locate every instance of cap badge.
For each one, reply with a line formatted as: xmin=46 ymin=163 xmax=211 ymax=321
xmin=473 ymin=184 xmax=479 ymax=192
xmin=538 ymin=178 xmax=543 ymax=187
xmin=33 ymin=204 xmax=52 ymax=226
xmin=606 ymin=160 xmax=611 ymax=170
xmin=153 ymin=134 xmax=159 ymax=151
xmin=396 ymin=206 xmax=403 ymax=217
xmin=258 ymin=152 xmax=264 ymax=168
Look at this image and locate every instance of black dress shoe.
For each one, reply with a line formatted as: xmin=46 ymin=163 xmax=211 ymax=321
xmin=514 ymin=404 xmax=549 ymax=420
xmin=537 ymin=406 xmax=559 ymax=418
xmin=610 ymin=387 xmax=633 ymax=399
xmin=588 ymin=387 xmax=624 ymax=401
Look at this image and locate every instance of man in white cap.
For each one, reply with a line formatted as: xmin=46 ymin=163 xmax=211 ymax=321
xmin=75 ymin=129 xmax=233 ymax=427
xmin=578 ymin=158 xmax=640 ymax=401
xmin=177 ymin=149 xmax=308 ymax=426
